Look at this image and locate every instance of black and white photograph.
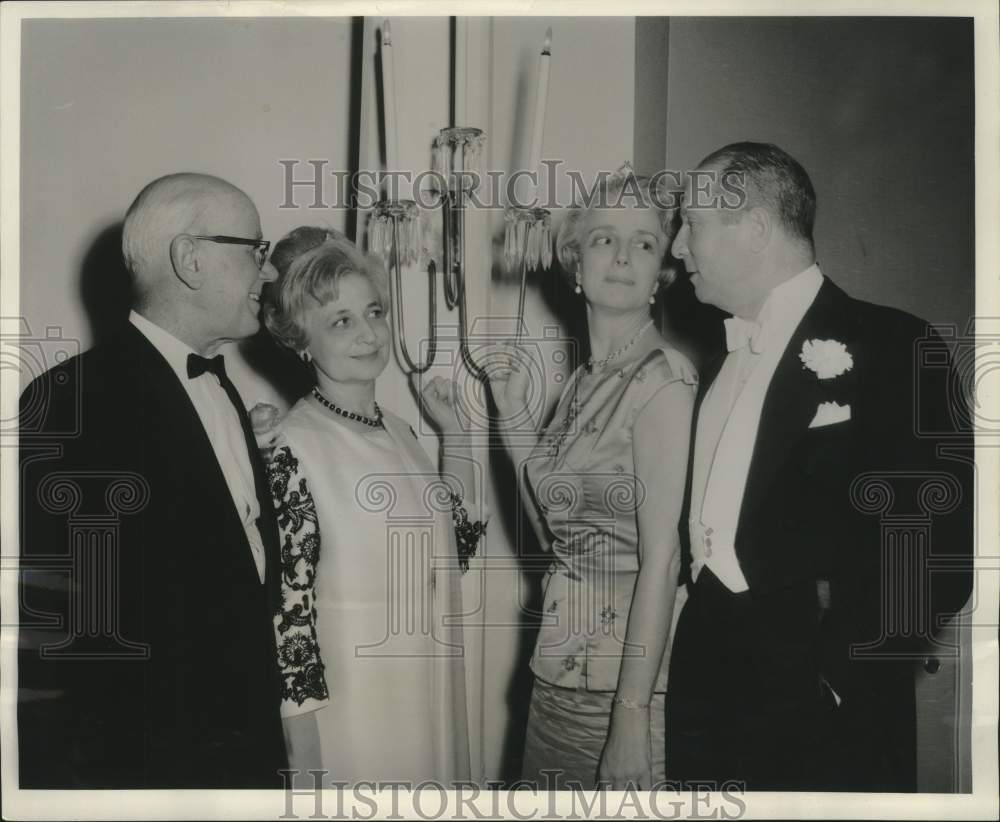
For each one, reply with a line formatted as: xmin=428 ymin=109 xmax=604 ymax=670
xmin=1 ymin=1 xmax=997 ymax=819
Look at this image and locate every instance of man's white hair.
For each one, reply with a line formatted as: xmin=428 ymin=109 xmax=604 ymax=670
xmin=121 ymin=173 xmax=244 ymax=290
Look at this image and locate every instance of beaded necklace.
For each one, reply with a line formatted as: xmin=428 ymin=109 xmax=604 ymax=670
xmin=545 ymin=320 xmax=656 ymax=457
xmin=586 ymin=319 xmax=655 ymax=373
xmin=312 ymin=387 xmax=383 ymax=428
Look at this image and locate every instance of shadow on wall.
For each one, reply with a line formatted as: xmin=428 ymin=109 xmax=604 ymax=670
xmin=659 ymin=274 xmax=727 ymax=371
xmin=79 ymin=222 xmax=133 ymax=346
xmin=344 ymin=17 xmax=365 ymax=242
xmin=240 ymin=322 xmax=313 ymax=409
xmin=485 ymin=397 xmax=548 ymax=785
xmin=660 ymin=212 xmax=727 ymax=370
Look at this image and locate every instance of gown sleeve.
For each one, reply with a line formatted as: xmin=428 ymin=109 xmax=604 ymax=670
xmin=265 ymin=440 xmax=330 ymax=717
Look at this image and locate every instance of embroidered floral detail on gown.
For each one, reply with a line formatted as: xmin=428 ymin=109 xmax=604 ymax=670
xmin=266 ymin=446 xmax=328 ymax=710
xmin=267 ymin=398 xmax=478 ymax=784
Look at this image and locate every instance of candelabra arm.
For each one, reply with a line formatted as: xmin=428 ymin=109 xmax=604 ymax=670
xmin=504 ymin=205 xmax=551 ymax=348
xmin=442 ymin=193 xmax=460 ymax=310
xmin=453 ymin=189 xmax=488 ymax=382
xmin=514 ymin=258 xmax=528 ymax=345
xmin=430 ymin=126 xmax=490 ymax=381
xmin=456 ymin=271 xmax=487 ymax=382
xmin=388 ymin=214 xmax=437 ymax=374
xmin=422 ymin=260 xmax=439 ymax=372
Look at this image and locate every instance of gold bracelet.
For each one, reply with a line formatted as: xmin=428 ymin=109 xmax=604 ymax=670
xmin=612 ymin=695 xmax=649 ymax=710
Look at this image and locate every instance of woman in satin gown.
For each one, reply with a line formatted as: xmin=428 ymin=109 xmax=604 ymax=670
xmin=261 ymin=229 xmax=486 ymax=784
xmin=490 ymin=168 xmax=696 ymax=789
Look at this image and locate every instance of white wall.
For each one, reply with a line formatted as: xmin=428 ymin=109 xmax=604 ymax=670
xmin=19 ymin=17 xmax=354 ymax=396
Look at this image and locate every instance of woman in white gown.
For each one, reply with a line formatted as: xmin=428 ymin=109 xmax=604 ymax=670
xmin=261 ymin=231 xmax=485 ymax=784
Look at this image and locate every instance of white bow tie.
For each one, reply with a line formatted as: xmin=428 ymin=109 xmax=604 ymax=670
xmin=724 ymin=317 xmax=765 ymax=354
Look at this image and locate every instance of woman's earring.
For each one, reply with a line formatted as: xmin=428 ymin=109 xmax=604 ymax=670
xmin=574 ymin=276 xmax=583 ymax=295
xmin=299 ymin=350 xmax=312 ymax=364
xmin=649 ymin=294 xmax=656 ymax=305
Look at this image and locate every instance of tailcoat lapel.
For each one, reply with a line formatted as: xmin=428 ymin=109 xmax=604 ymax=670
xmin=679 ymin=353 xmax=726 ymax=582
xmin=737 ymin=277 xmax=862 ymax=535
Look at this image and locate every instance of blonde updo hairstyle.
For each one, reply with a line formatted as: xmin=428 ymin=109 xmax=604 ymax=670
xmin=555 ymin=170 xmax=679 ymax=298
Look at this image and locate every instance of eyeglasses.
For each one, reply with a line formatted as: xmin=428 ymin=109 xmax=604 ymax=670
xmin=189 ymin=235 xmax=271 ymax=269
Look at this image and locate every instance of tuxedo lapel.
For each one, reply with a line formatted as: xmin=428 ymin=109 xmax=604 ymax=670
xmin=737 ymin=278 xmax=861 ymax=533
xmin=120 ymin=325 xmax=269 ymax=586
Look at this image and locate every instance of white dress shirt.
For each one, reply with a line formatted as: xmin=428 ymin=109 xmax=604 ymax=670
xmin=689 ymin=265 xmax=824 ymax=592
xmin=129 ymin=311 xmax=266 ymax=583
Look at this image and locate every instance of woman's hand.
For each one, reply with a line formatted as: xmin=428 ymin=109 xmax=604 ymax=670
xmin=597 ymin=706 xmax=653 ymax=790
xmin=416 ymin=375 xmax=464 ymax=436
xmin=249 ymin=401 xmax=283 ymax=456
xmin=282 ymin=713 xmax=323 ymax=786
xmin=487 ymin=342 xmax=535 ymax=428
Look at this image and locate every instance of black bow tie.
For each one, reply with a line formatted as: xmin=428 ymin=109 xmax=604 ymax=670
xmin=187 ymin=353 xmax=227 ymax=381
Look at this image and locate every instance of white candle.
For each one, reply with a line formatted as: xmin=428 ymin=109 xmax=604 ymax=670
xmin=381 ymin=20 xmax=398 ymax=175
xmin=527 ymin=28 xmax=552 ymax=195
xmin=455 ymin=18 xmax=467 ymax=126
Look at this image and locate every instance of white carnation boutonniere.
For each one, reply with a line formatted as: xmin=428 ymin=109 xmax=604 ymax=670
xmin=799 ymin=339 xmax=854 ymax=380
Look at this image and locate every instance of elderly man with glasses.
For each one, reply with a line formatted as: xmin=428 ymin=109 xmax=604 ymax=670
xmin=18 ymin=173 xmax=287 ymax=788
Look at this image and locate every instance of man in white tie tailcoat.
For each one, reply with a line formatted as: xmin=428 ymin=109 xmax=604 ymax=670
xmin=664 ymin=142 xmax=972 ymax=791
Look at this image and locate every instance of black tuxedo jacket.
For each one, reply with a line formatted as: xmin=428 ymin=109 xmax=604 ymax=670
xmin=678 ymin=277 xmax=973 ymax=782
xmin=18 ymin=323 xmax=287 ymax=788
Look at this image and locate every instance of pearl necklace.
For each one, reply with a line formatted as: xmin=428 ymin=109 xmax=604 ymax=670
xmin=586 ymin=319 xmax=655 ymax=372
xmin=312 ymin=387 xmax=383 ymax=428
